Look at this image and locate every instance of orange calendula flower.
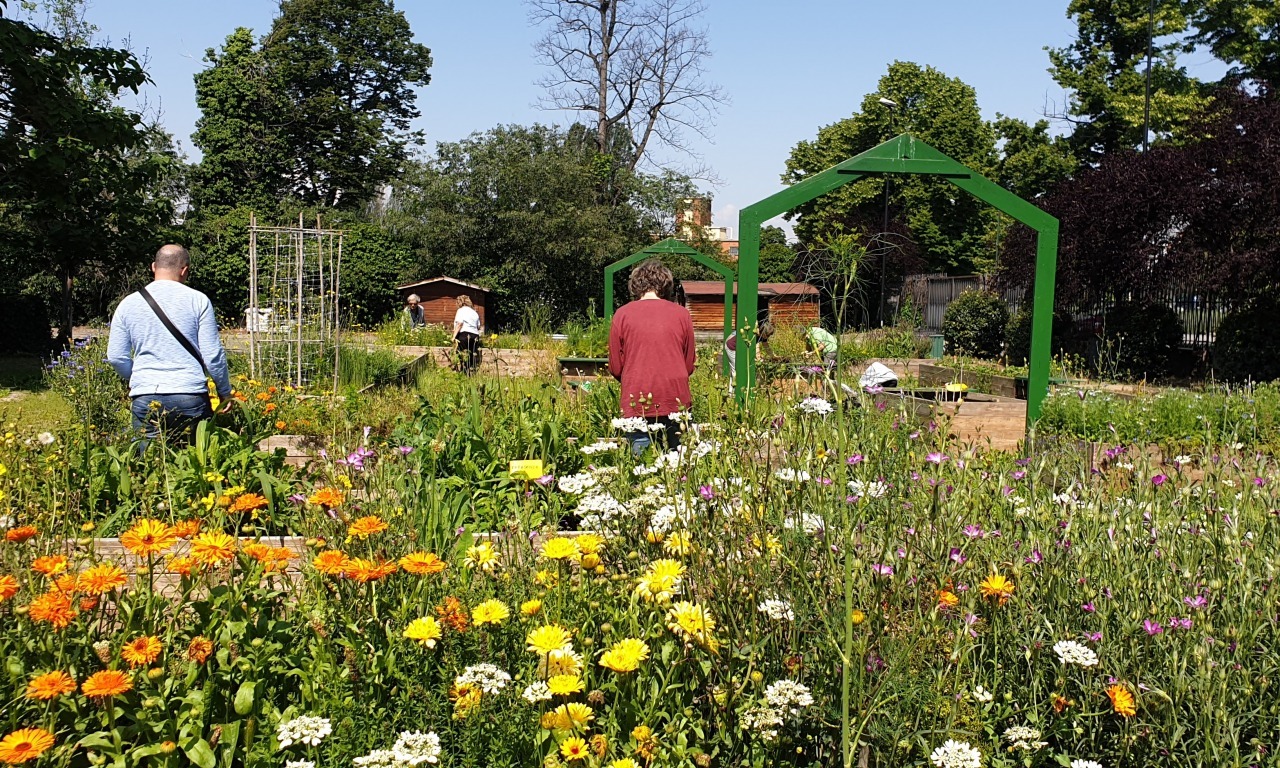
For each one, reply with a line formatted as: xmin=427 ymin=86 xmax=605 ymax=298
xmin=242 ymin=542 xmax=272 ymax=562
xmin=262 ymin=547 xmax=295 ymax=573
xmin=79 ymin=596 xmax=99 ymax=612
xmin=78 ymin=563 xmax=127 ymax=596
xmin=172 ymin=519 xmax=201 ymax=539
xmin=187 ymin=636 xmax=214 ymax=664
xmin=1052 ymin=694 xmax=1072 ymax=714
xmin=0 ymin=575 xmax=19 ymax=602
xmin=28 ymin=592 xmax=75 ymax=629
xmin=560 ymin=736 xmax=589 ymax=762
xmin=308 ymin=487 xmax=345 ymax=508
xmin=81 ymin=669 xmax=132 ymax=698
xmin=190 ymin=531 xmax=237 ymax=565
xmin=25 ymin=670 xmax=76 ymax=700
xmin=399 ymin=551 xmax=447 ymax=575
xmin=167 ymin=556 xmax=199 ymax=577
xmin=119 ymin=519 xmax=178 ymax=557
xmin=347 ymin=516 xmax=389 ymax=539
xmin=436 ymin=596 xmax=469 ymax=632
xmin=230 ymin=493 xmax=269 ymax=513
xmin=274 ymin=420 xmax=287 ymax=430
xmin=936 ymin=589 xmax=960 ymax=611
xmin=1107 ymin=684 xmax=1136 ymax=717
xmin=30 ymin=555 xmax=68 ymax=577
xmin=0 ymin=727 xmax=55 ymax=763
xmin=5 ymin=525 xmax=37 ymax=543
xmin=312 ymin=550 xmax=351 ymax=576
xmin=53 ymin=574 xmax=78 ymax=594
xmin=121 ymin=635 xmax=162 ymax=668
xmin=978 ymin=573 xmax=1015 ymax=606
xmin=345 ymin=558 xmax=397 ymax=583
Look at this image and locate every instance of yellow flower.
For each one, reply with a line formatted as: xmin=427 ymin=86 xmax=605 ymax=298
xmin=527 ymin=625 xmax=573 ymax=656
xmin=851 ymin=609 xmax=866 ymax=625
xmin=535 ymin=568 xmax=559 ymax=587
xmin=520 ymin=599 xmax=543 ymax=616
xmin=574 ymin=533 xmax=605 ymax=555
xmin=541 ymin=537 xmax=580 ymax=561
xmin=611 ymin=760 xmax=641 ymax=768
xmin=662 ymin=531 xmax=692 ymax=556
xmin=464 ymin=541 xmax=500 ymax=572
xmin=404 ymin=617 xmax=443 ymax=649
xmin=599 ymin=638 xmax=650 ymax=673
xmin=547 ymin=674 xmax=584 ymax=696
xmin=635 ymin=558 xmax=684 ymax=604
xmin=450 ymin=682 xmax=482 ymax=719
xmin=666 ymin=601 xmax=719 ymax=653
xmin=937 ymin=589 xmax=959 ymax=611
xmin=471 ymin=599 xmax=510 ymax=627
xmin=979 ymin=573 xmax=1015 ymax=606
xmin=1107 ymin=683 xmax=1136 ymax=717
xmin=77 ymin=563 xmax=127 ymax=595
xmin=557 ymin=702 xmax=594 ymax=729
xmin=560 ymin=736 xmax=589 ymax=762
xmin=190 ymin=531 xmax=237 ymax=565
xmin=542 ymin=648 xmax=584 ymax=678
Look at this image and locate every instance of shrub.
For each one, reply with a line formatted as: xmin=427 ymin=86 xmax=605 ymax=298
xmin=1098 ymin=301 xmax=1183 ymax=381
xmin=43 ymin=337 xmax=129 ymax=436
xmin=374 ymin=318 xmax=455 ymax=348
xmin=859 ymin=327 xmax=929 ymax=359
xmin=0 ymin=294 xmax=54 ymax=354
xmin=1214 ymin=296 xmax=1280 ymax=383
xmin=1004 ymin=308 xmax=1077 ymax=366
xmin=561 ymin=315 xmax=610 ymax=358
xmin=942 ymin=290 xmax=1009 ymax=359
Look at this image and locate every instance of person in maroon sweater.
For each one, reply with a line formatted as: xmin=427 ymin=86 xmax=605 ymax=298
xmin=608 ymin=260 xmax=696 ymax=454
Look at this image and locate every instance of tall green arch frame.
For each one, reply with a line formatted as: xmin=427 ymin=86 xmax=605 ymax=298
xmin=735 ymin=134 xmax=1059 ymax=432
xmin=604 ymin=237 xmax=737 ymax=375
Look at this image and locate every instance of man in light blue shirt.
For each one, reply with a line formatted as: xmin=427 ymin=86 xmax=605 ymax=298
xmin=107 ymin=245 xmax=232 ymax=446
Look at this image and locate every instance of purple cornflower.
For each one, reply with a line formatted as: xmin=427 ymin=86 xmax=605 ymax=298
xmin=847 ymin=454 xmax=864 ymax=465
xmin=535 ymin=474 xmax=556 ymax=487
xmin=1169 ymin=617 xmax=1193 ymax=630
xmin=699 ymin=485 xmax=715 ymax=501
xmin=397 ymin=445 xmax=414 ymax=456
xmin=1183 ymin=594 xmax=1208 ymax=609
xmin=870 ymin=563 xmax=894 ymax=577
xmin=949 ymin=548 xmax=967 ymax=564
xmin=1081 ymin=602 xmax=1096 ymax=613
xmin=926 ymin=452 xmax=947 ymax=464
xmin=962 ymin=525 xmax=984 ymax=539
xmin=1025 ymin=549 xmax=1043 ymax=564
xmin=1152 ymin=474 xmax=1168 ymax=486
xmin=1143 ymin=620 xmax=1164 ymax=636
xmin=1011 ymin=470 xmax=1026 ymax=480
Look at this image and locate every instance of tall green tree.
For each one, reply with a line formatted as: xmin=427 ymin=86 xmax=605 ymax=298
xmin=758 ymin=225 xmax=796 ymax=283
xmin=0 ymin=0 xmax=176 ymax=338
xmin=992 ymin=116 xmax=1078 ymax=200
xmin=261 ymin=0 xmax=432 ymax=209
xmin=1048 ymin=0 xmax=1207 ymax=161
xmin=783 ymin=61 xmax=998 ymax=275
xmin=190 ymin=28 xmax=291 ymax=216
xmin=1186 ymin=0 xmax=1280 ymax=85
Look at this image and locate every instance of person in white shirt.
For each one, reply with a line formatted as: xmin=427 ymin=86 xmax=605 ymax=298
xmin=452 ymin=295 xmax=482 ymax=374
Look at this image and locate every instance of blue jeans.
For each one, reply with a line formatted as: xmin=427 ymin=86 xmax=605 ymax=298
xmin=131 ymin=393 xmax=212 ymax=451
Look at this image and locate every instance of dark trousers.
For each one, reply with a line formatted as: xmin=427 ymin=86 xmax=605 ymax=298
xmin=131 ymin=393 xmax=212 ymax=452
xmin=626 ymin=415 xmax=682 ymax=456
xmin=456 ymin=332 xmax=480 ymax=374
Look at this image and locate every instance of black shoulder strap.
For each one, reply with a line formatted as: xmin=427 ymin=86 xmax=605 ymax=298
xmin=138 ymin=286 xmax=211 ymax=379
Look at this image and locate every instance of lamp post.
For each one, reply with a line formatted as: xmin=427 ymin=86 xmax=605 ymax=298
xmin=877 ymin=97 xmax=897 ymax=326
xmin=1142 ymin=0 xmax=1155 ymax=152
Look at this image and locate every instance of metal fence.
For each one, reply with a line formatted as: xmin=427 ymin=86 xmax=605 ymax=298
xmin=901 ymin=274 xmax=1231 ymax=349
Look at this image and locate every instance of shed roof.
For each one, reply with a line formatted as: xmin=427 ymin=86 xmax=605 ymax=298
xmin=681 ymin=280 xmax=819 ymax=298
xmin=395 ymin=276 xmax=489 ymax=292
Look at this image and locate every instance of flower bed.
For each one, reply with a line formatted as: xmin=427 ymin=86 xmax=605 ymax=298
xmin=0 ymin=376 xmax=1277 ymax=767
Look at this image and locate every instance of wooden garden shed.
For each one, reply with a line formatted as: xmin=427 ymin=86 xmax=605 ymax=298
xmin=681 ymin=280 xmax=820 ymax=331
xmin=395 ymin=277 xmax=490 ymax=328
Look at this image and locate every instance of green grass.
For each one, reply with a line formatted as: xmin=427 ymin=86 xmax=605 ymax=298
xmin=0 ymin=355 xmax=72 ymax=430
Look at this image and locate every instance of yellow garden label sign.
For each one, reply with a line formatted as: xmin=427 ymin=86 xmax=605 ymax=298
xmin=508 ymin=460 xmax=544 ymax=480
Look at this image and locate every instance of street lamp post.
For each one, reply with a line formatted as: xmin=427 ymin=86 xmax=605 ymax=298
xmin=877 ymin=97 xmax=897 ymax=326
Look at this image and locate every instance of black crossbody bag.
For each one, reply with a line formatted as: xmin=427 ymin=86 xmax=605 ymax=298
xmin=137 ymin=286 xmax=213 ymax=394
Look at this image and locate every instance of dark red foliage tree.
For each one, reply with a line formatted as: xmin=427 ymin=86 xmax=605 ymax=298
xmin=999 ymin=83 xmax=1280 ymax=305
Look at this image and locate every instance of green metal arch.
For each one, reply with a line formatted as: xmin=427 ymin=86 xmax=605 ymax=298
xmin=604 ymin=238 xmax=737 ymax=374
xmin=735 ymin=134 xmax=1059 ymax=434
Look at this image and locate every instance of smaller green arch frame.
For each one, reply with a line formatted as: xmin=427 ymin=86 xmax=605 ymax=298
xmin=604 ymin=238 xmax=737 ymax=375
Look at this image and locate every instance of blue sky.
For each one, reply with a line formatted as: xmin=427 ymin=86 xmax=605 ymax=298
xmin=84 ymin=0 xmax=1219 ymax=235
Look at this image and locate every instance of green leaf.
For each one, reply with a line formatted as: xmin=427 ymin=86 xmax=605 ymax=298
xmin=183 ymin=739 xmax=217 ymax=768
xmin=233 ymin=680 xmax=256 ymax=715
xmin=77 ymin=733 xmax=116 ymax=750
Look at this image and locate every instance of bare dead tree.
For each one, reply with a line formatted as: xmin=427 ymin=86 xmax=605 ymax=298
xmin=529 ymin=0 xmax=725 ymax=175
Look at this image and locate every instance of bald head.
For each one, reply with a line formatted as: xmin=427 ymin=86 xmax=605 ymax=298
xmin=152 ymin=245 xmax=190 ymax=282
